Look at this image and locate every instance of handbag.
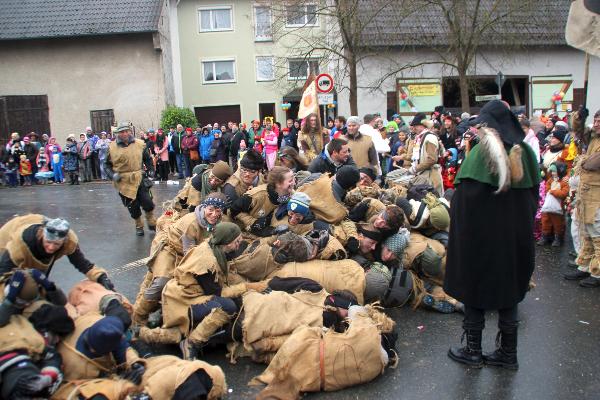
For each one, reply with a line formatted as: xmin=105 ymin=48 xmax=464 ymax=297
xmin=189 ymin=149 xmax=200 ymax=161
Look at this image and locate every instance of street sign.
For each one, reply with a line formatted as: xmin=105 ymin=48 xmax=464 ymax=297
xmin=316 ymin=73 xmax=334 ymax=93
xmin=318 ymin=93 xmax=334 ymax=105
xmin=495 ymin=71 xmax=505 ymax=95
xmin=475 ymin=94 xmax=502 ymax=102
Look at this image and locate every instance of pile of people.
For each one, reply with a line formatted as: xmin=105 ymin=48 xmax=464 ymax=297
xmin=1 ymin=101 xmax=598 ymax=399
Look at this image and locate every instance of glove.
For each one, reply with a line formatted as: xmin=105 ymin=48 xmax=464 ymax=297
xmin=0 ymin=300 xmax=20 ymax=327
xmin=246 ymin=280 xmax=269 ymax=293
xmin=17 ymin=374 xmax=53 ymax=395
xmin=112 ymin=172 xmax=121 ymax=182
xmin=346 ymin=237 xmax=360 ymax=254
xmin=121 ymin=362 xmax=146 ymax=385
xmin=45 ymin=287 xmax=67 ymax=306
xmin=253 ymin=225 xmax=275 ymax=237
xmin=4 ymin=270 xmax=27 ymax=303
xmin=40 ymin=366 xmax=63 ymax=395
xmin=250 ymin=211 xmax=274 ymax=232
xmin=348 ymin=199 xmax=371 ymax=222
xmin=273 ymin=224 xmax=290 ymax=235
xmin=97 ymin=274 xmax=115 ymax=291
xmin=29 ymin=269 xmax=56 ymax=291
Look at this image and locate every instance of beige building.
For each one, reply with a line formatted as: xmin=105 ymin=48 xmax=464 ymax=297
xmin=172 ymin=0 xmax=328 ymax=125
xmin=0 ymin=0 xmax=174 ymax=145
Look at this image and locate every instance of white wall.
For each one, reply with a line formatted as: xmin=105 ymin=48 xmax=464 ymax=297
xmin=0 ymin=34 xmax=167 ymax=143
xmin=337 ymin=47 xmax=600 ymax=121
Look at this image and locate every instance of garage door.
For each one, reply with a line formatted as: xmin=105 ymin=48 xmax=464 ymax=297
xmin=194 ymin=105 xmax=241 ymax=127
xmin=0 ymin=95 xmax=50 ymax=146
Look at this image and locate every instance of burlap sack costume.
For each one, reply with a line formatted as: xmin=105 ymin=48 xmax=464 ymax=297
xmin=297 ymin=174 xmax=348 ymax=224
xmin=51 ymin=379 xmax=137 ymax=400
xmin=161 ymin=241 xmax=248 ymax=335
xmin=234 ymin=184 xmax=281 ymax=231
xmin=67 ymin=280 xmax=133 ymax=319
xmin=0 ymin=214 xmax=106 ymax=281
xmin=227 ymin=239 xmax=283 ymax=284
xmin=239 ymin=290 xmax=328 ymax=358
xmin=0 ymin=314 xmax=46 ymax=358
xmin=57 ymin=312 xmax=142 ymax=380
xmin=267 ymin=259 xmax=366 ymax=304
xmin=174 ymin=177 xmax=203 ymax=210
xmin=141 ymin=355 xmax=226 ymax=400
xmin=251 ymin=309 xmax=387 ymax=399
xmin=107 ymin=139 xmax=146 ymax=200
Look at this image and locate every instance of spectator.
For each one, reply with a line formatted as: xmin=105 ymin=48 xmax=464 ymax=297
xmin=199 ymin=126 xmax=214 ymax=164
xmin=5 ymin=132 xmax=21 ymax=152
xmin=171 ymin=124 xmax=185 ymax=179
xmin=360 ymin=114 xmax=390 ymax=174
xmin=440 ymin=115 xmax=458 ymax=150
xmin=538 ymin=161 xmax=569 ymax=247
xmin=520 ymin=119 xmax=541 ymax=164
xmin=263 ymin=118 xmax=279 ymax=171
xmin=308 ymin=137 xmax=356 ymax=175
xmin=210 ymin=129 xmax=227 ymax=163
xmin=95 ymin=132 xmax=111 ymax=180
xmin=346 ymin=116 xmax=378 ymax=171
xmin=286 ymin=118 xmax=299 ymax=151
xmin=86 ymin=127 xmax=100 ymax=179
xmin=78 ymin=133 xmax=92 ymax=182
xmin=537 ymin=118 xmax=554 ymax=149
xmin=22 ymin=136 xmax=38 ymax=183
xmin=50 ymin=145 xmax=64 ymax=184
xmin=167 ymin=126 xmax=176 ymax=176
xmin=330 ymin=116 xmax=347 ymax=139
xmin=182 ymin=127 xmax=199 ymax=178
xmin=18 ymin=154 xmax=33 ymax=186
xmin=4 ymin=155 xmax=18 ymax=187
xmin=229 ymin=123 xmax=246 ymax=171
xmin=388 ymin=129 xmax=408 ymax=173
xmin=63 ymin=135 xmax=80 ymax=185
xmin=154 ymin=129 xmax=170 ymax=181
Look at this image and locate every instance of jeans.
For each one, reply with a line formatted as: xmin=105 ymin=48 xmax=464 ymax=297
xmin=191 ymin=297 xmax=238 ymax=325
xmin=463 ymin=304 xmax=519 ymax=331
xmin=175 ymin=153 xmax=185 ymax=179
xmin=91 ymin=151 xmax=100 ymax=179
xmin=82 ymin=158 xmax=93 ymax=181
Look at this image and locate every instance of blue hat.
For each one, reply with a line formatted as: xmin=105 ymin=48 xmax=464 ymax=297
xmin=287 ymin=192 xmax=311 ymax=216
xmin=82 ymin=316 xmax=125 ymax=356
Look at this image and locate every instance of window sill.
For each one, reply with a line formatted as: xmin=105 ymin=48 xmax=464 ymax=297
xmin=203 ymin=80 xmax=237 ymax=85
xmin=257 ymin=78 xmax=275 ymax=82
xmin=285 ymin=23 xmax=319 ymax=28
xmin=199 ymin=28 xmax=234 ymax=33
xmin=255 ymin=37 xmax=273 ymax=42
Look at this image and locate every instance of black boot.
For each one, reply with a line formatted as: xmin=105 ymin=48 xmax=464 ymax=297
xmin=563 ymin=269 xmax=590 ymax=280
xmin=448 ymin=329 xmax=483 ymax=367
xmin=483 ymin=328 xmax=519 ymax=370
xmin=536 ymin=234 xmax=551 ymax=246
xmin=551 ymin=235 xmax=562 ymax=247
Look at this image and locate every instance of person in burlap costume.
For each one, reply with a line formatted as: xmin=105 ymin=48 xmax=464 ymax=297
xmin=251 ymin=304 xmax=396 ymax=400
xmin=105 ymin=122 xmax=157 ymax=236
xmin=444 ymin=100 xmax=541 ymax=370
xmin=349 ymin=198 xmax=405 ymax=239
xmin=132 ymin=192 xmax=228 ymax=327
xmin=222 ymin=149 xmax=265 ymax=206
xmin=408 ymin=113 xmax=445 ymax=196
xmin=172 ymin=161 xmax=233 ymax=213
xmin=345 ymin=116 xmax=378 ymax=170
xmin=396 ymin=193 xmax=451 ymax=245
xmin=298 ymin=112 xmax=329 ymax=161
xmin=0 ymin=215 xmax=115 ymax=290
xmin=564 ymin=110 xmax=600 ymax=288
xmin=230 ymin=166 xmax=296 ymax=237
xmin=141 ymin=222 xmax=267 ymax=360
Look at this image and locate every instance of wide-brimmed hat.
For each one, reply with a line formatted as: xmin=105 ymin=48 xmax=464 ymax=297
xmin=469 ymin=100 xmax=524 ymax=145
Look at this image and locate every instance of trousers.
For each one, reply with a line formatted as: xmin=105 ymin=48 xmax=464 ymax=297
xmin=463 ymin=304 xmax=518 ymax=331
xmin=541 ymin=212 xmax=565 ymax=237
xmin=119 ymin=184 xmax=155 ymax=220
xmin=191 ymin=297 xmax=237 ymax=326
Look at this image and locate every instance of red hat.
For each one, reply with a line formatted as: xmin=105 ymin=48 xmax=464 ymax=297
xmin=282 ymin=127 xmax=289 ymax=132
xmin=185 ymin=127 xmax=192 ymax=132
xmin=157 ymin=128 xmax=164 ymax=133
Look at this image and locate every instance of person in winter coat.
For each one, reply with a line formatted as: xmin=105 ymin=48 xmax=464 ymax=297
xmin=199 ymin=127 xmax=214 ymax=164
xmin=248 ymin=120 xmax=264 ymax=150
xmin=538 ymin=161 xmax=569 ymax=247
xmin=229 ymin=123 xmax=247 ymax=171
xmin=154 ymin=129 xmax=170 ymax=181
xmin=521 ymin=119 xmax=541 ymax=164
xmin=77 ymin=133 xmax=92 ymax=182
xmin=44 ymin=137 xmax=62 ymax=171
xmin=308 ymin=138 xmax=356 ymax=175
xmin=18 ymin=154 xmax=33 ymax=186
xmin=444 ymin=100 xmax=540 ymax=371
xmin=63 ymin=136 xmax=80 ymax=185
xmin=95 ymin=132 xmax=111 ymax=180
xmin=210 ymin=130 xmax=227 ymax=163
xmin=50 ymin=145 xmax=64 ymax=184
xmin=263 ymin=118 xmax=279 ymax=171
xmin=182 ymin=128 xmax=200 ymax=178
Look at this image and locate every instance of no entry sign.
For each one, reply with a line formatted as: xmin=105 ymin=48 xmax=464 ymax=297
xmin=316 ymin=73 xmax=334 ymax=93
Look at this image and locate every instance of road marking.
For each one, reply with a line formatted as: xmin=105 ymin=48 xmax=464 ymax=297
xmin=112 ymin=257 xmax=149 ymax=276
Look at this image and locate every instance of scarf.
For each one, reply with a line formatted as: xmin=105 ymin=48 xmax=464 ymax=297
xmin=195 ymin=207 xmax=215 ymax=232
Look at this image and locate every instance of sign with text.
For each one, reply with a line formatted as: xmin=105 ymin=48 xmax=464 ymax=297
xmin=406 ymin=84 xmax=440 ymax=97
xmin=316 ymin=73 xmax=334 ymax=93
xmin=318 ymin=93 xmax=334 ymax=105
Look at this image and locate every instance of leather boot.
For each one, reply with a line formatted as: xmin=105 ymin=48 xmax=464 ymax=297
xmin=564 ymin=268 xmax=590 ymax=280
xmin=181 ymin=308 xmax=231 ymax=360
xmin=448 ymin=329 xmax=483 ymax=367
xmin=483 ymin=327 xmax=519 ymax=370
xmin=135 ymin=217 xmax=144 ymax=236
xmin=145 ymin=210 xmax=157 ymax=232
xmin=132 ymin=298 xmax=159 ymax=327
xmin=139 ymin=326 xmax=181 ymax=344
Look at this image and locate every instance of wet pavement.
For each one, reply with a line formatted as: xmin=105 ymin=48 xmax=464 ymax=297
xmin=0 ymin=182 xmax=597 ymax=399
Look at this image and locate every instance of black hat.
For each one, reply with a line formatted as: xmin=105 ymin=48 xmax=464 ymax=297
xmin=410 ymin=113 xmax=427 ymax=127
xmin=469 ymin=100 xmax=524 ymax=146
xmin=240 ymin=149 xmax=263 ymax=171
xmin=28 ymin=304 xmax=75 ymax=336
xmin=335 ymin=165 xmax=360 ymax=191
xmin=359 ymin=167 xmax=377 ymax=182
xmin=551 ymin=126 xmax=567 ymax=143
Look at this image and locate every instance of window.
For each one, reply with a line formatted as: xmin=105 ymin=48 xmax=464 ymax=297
xmin=256 ymin=56 xmax=275 ymax=81
xmin=286 ymin=4 xmax=318 ymax=27
xmin=202 ymin=60 xmax=236 ymax=83
xmin=288 ymin=59 xmax=319 ymax=79
xmin=254 ymin=6 xmax=272 ymax=41
xmin=199 ymin=6 xmax=233 ymax=32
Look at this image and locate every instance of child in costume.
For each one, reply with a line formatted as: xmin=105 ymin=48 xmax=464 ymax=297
xmin=19 ymin=154 xmax=33 ymax=186
xmin=538 ymin=161 xmax=569 ymax=247
xmin=50 ymin=145 xmax=64 ymax=183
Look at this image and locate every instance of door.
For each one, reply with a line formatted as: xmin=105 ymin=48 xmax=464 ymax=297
xmin=259 ymin=103 xmax=276 ymax=123
xmin=0 ymin=95 xmax=50 ymax=146
xmin=194 ymin=105 xmax=241 ymax=127
xmin=90 ymin=109 xmax=115 ymax=134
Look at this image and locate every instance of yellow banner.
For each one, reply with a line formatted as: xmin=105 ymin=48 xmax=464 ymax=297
xmin=407 ymin=84 xmax=440 ymax=97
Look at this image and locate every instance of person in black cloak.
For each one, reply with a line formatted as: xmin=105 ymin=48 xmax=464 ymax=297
xmin=444 ymin=100 xmax=540 ymax=370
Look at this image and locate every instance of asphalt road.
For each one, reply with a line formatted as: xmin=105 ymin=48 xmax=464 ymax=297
xmin=0 ymin=182 xmax=597 ymax=399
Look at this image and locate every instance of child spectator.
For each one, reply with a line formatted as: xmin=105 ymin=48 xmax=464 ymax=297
xmin=263 ymin=118 xmax=279 ymax=170
xmin=388 ymin=129 xmax=408 ymax=172
xmin=4 ymin=156 xmax=18 ymax=187
xmin=50 ymin=145 xmax=64 ymax=184
xmin=18 ymin=154 xmax=33 ymax=186
xmin=63 ymin=136 xmax=80 ymax=185
xmin=538 ymin=161 xmax=569 ymax=247
xmin=34 ymin=147 xmax=53 ymax=184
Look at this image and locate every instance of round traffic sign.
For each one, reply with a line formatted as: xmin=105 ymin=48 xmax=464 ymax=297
xmin=316 ymin=73 xmax=334 ymax=93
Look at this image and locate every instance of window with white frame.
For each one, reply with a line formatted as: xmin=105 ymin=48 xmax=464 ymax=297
xmin=286 ymin=4 xmax=318 ymax=27
xmin=256 ymin=56 xmax=275 ymax=81
xmin=254 ymin=6 xmax=272 ymax=41
xmin=198 ymin=6 xmax=233 ymax=32
xmin=202 ymin=60 xmax=236 ymax=83
xmin=288 ymin=59 xmax=319 ymax=79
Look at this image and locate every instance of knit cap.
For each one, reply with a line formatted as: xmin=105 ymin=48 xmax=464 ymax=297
xmin=383 ymin=228 xmax=410 ymax=260
xmin=43 ymin=218 xmax=70 ymax=242
xmin=201 ymin=192 xmax=228 ymax=210
xmin=211 ymin=161 xmax=233 ymax=181
xmin=335 ymin=165 xmax=360 ymax=191
xmin=287 ymin=192 xmax=311 ymax=216
xmin=82 ymin=316 xmax=125 ymax=356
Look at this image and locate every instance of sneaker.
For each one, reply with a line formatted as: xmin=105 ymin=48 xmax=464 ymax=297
xmin=422 ymin=294 xmax=455 ymax=314
xmin=579 ymin=276 xmax=600 ymax=288
xmin=136 ymin=227 xmax=145 ymax=236
xmin=564 ymin=269 xmax=590 ymax=280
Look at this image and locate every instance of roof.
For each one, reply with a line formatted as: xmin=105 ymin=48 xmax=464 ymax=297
xmin=0 ymin=0 xmax=162 ymax=41
xmin=359 ymin=0 xmax=570 ymax=48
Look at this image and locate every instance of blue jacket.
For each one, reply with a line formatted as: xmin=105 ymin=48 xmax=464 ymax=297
xmin=199 ymin=133 xmax=214 ymax=161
